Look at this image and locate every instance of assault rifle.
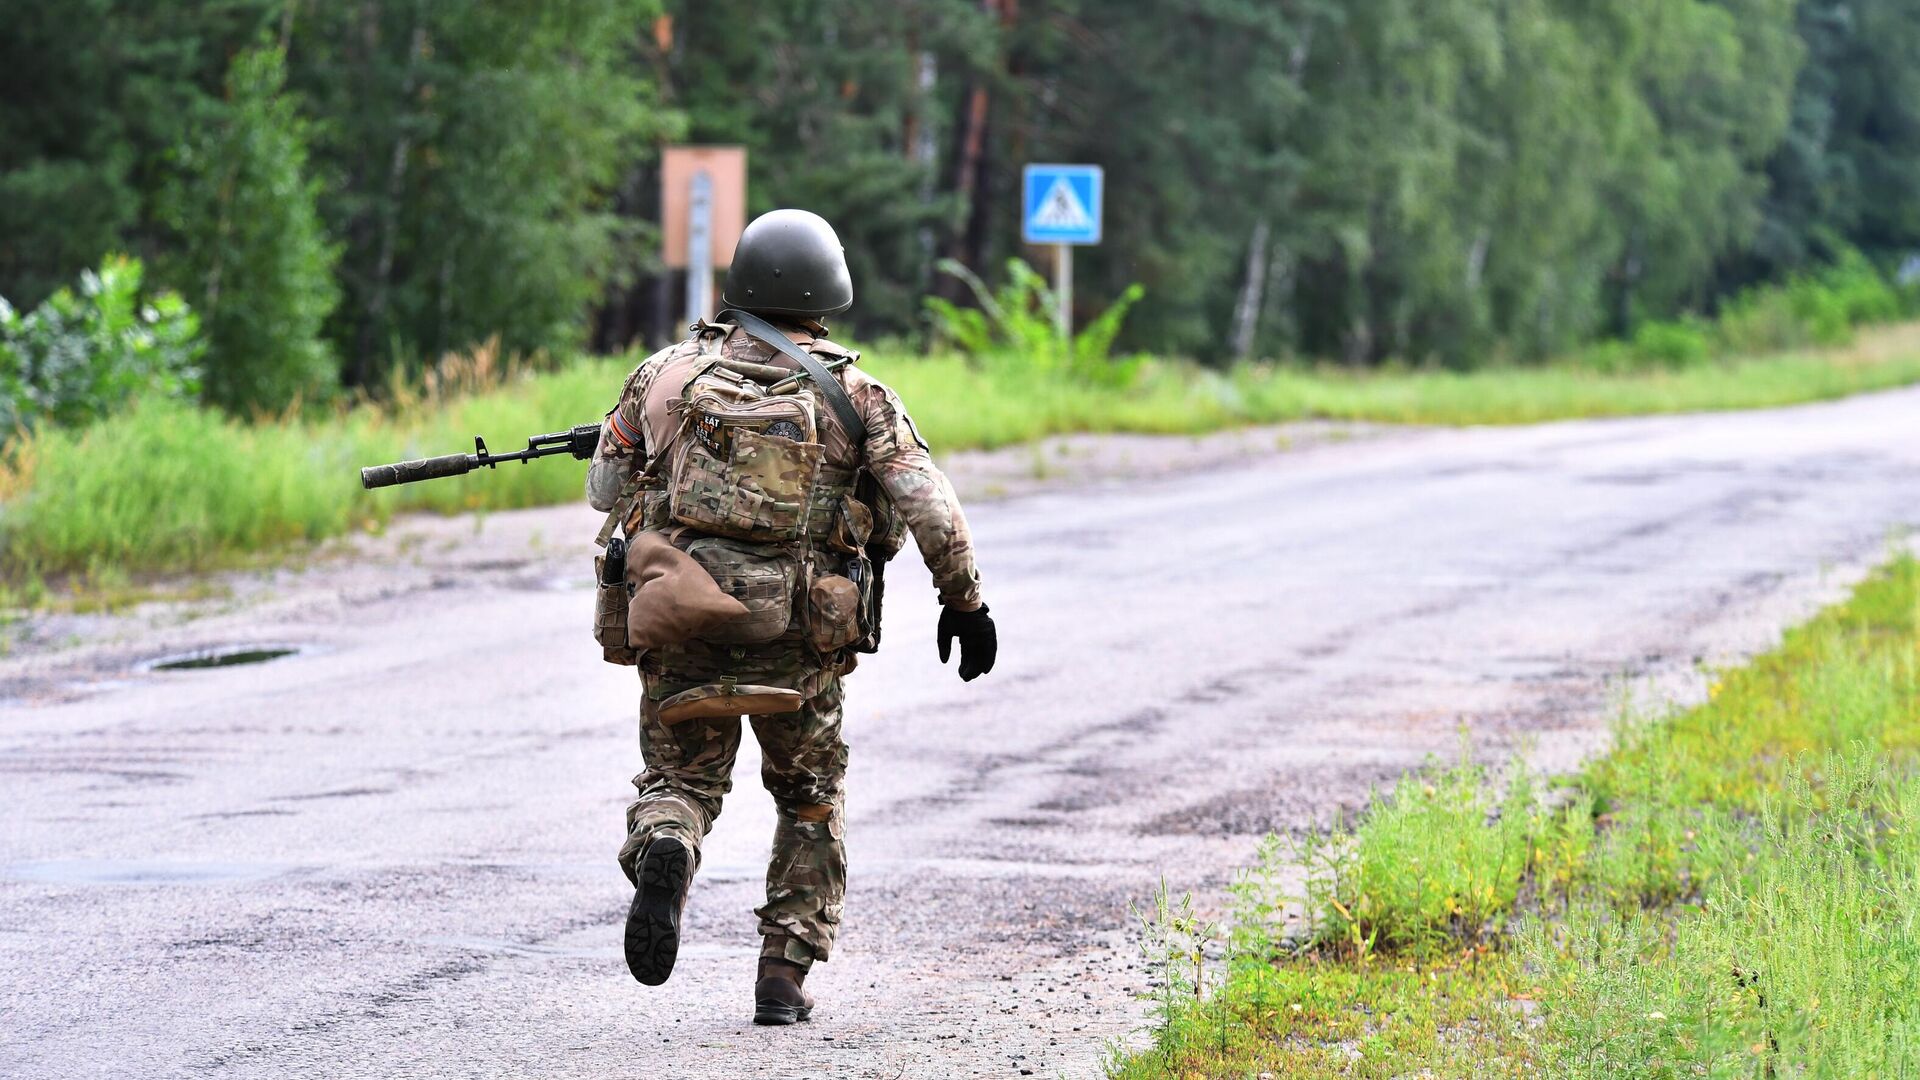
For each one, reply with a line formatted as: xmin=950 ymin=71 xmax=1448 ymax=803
xmin=359 ymin=424 xmax=600 ymax=489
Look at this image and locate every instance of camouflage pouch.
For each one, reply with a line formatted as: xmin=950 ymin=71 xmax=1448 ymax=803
xmin=804 ymin=569 xmax=864 ymax=653
xmin=668 ymin=390 xmax=823 ymax=543
xmin=683 ymin=536 xmax=798 ymax=644
xmin=657 ymin=680 xmax=804 ymax=726
xmin=828 ymin=493 xmax=874 ymax=555
xmin=856 ymin=469 xmax=908 ymax=562
xmin=594 ymin=549 xmax=641 ymax=666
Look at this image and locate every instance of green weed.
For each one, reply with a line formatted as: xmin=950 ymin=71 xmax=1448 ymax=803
xmin=1114 ymin=555 xmax=1920 ymax=1078
xmin=1298 ymin=753 xmax=1537 ymax=958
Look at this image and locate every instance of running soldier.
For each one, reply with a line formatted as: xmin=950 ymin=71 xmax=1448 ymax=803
xmin=585 ymin=209 xmax=996 ymax=1025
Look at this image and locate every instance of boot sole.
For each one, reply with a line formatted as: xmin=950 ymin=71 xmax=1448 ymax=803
xmin=625 ymin=836 xmax=689 ymax=986
xmin=752 ymin=1001 xmax=812 ymax=1026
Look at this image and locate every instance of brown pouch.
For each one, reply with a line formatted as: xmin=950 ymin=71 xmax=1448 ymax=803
xmin=657 ymin=681 xmax=805 ymax=726
xmin=625 ymin=532 xmax=750 ymax=649
xmin=805 ymin=572 xmax=864 ymax=653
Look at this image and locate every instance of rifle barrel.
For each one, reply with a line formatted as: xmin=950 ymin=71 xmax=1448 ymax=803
xmin=358 ymin=422 xmax=600 ymax=490
xmin=360 ymin=453 xmax=475 ymax=490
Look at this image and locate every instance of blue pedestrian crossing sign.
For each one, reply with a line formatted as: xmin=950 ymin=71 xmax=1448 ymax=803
xmin=1022 ymin=164 xmax=1103 ymax=245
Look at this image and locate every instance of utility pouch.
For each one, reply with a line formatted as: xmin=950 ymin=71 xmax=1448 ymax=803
xmin=626 ymin=489 xmax=671 ymax=534
xmin=851 ymin=470 xmax=899 ymax=654
xmin=594 ymin=538 xmax=641 ymax=666
xmin=668 ymin=391 xmax=823 ymax=543
xmin=805 ymin=566 xmax=866 ymax=653
xmin=683 ymin=536 xmax=798 ymax=644
xmin=657 ymin=679 xmax=804 ymax=726
xmin=856 ymin=469 xmax=907 ymax=562
xmin=828 ymin=493 xmax=875 ymax=554
xmin=853 ymin=555 xmax=886 ymax=654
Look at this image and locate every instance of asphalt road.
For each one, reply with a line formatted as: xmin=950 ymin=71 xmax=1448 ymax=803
xmin=3 ymin=388 xmax=1917 ymax=1079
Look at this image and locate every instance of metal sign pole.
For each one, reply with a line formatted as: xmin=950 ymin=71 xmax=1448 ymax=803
xmin=686 ymin=170 xmax=713 ymax=325
xmin=1054 ymin=242 xmax=1072 ymax=342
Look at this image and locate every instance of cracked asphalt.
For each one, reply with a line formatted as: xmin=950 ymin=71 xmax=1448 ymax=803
xmin=2 ymin=387 xmax=1917 ymax=1078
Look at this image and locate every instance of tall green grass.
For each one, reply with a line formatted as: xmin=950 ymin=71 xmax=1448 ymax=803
xmin=8 ymin=329 xmax=1920 ymax=582
xmin=1113 ymin=556 xmax=1920 ymax=1079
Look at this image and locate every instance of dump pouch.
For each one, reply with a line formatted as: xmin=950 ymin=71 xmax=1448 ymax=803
xmin=624 ymin=532 xmax=752 ymax=649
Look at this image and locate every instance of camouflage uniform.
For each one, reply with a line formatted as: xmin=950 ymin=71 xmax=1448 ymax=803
xmin=591 ymin=320 xmax=981 ymax=970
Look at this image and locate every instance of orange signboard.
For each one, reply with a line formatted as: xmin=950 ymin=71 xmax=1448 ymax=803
xmin=661 ymin=146 xmax=747 ymax=269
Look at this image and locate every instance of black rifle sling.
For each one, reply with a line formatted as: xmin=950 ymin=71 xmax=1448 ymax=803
xmin=718 ymin=308 xmax=867 ymax=446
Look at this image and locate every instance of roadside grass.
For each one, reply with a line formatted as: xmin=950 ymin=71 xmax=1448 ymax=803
xmin=6 ymin=325 xmax=1920 ymax=585
xmin=1113 ymin=554 xmax=1920 ymax=1078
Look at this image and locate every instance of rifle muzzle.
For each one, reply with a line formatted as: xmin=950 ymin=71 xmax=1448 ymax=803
xmin=360 ymin=453 xmax=474 ymax=489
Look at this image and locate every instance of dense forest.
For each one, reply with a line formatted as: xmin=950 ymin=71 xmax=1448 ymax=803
xmin=4 ymin=0 xmax=1920 ymax=416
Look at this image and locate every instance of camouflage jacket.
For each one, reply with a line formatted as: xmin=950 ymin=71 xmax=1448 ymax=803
xmin=588 ymin=321 xmax=983 ymax=610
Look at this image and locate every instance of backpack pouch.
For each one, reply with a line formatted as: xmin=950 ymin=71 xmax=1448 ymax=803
xmin=669 ymin=393 xmax=823 ymax=543
xmin=683 ymin=537 xmax=798 ymax=644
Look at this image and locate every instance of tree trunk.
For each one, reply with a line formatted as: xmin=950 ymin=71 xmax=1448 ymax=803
xmin=942 ymin=0 xmax=1006 ymax=294
xmin=1230 ymin=218 xmax=1271 ymax=360
xmin=357 ymin=13 xmax=427 ymax=384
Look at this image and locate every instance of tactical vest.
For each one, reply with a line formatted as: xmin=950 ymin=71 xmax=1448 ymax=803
xmin=594 ymin=324 xmax=900 ymax=712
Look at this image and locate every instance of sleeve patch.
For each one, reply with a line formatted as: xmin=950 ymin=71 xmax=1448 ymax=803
xmin=902 ymin=413 xmax=930 ymax=451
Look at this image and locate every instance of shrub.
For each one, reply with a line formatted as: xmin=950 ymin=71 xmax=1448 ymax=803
xmin=1630 ymin=317 xmax=1712 ymax=369
xmin=1299 ymin=754 xmax=1537 ymax=957
xmin=1715 ymin=251 xmax=1907 ymax=355
xmin=924 ymin=257 xmax=1147 ymax=388
xmin=0 ymin=255 xmax=203 ymax=436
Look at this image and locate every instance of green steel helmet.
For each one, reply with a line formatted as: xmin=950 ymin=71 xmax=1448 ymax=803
xmin=721 ymin=209 xmax=853 ymax=318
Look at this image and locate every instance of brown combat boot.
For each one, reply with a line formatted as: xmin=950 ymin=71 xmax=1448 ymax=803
xmin=753 ymin=957 xmax=814 ymax=1025
xmin=624 ymin=835 xmax=690 ymax=986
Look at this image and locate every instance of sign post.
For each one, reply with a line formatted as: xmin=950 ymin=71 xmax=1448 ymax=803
xmin=1021 ymin=164 xmax=1104 ymax=342
xmin=686 ymin=171 xmax=713 ymax=326
xmin=662 ymin=146 xmax=747 ymax=326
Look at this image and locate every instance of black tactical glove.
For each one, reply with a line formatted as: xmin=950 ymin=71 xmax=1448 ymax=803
xmin=937 ymin=604 xmax=996 ymax=682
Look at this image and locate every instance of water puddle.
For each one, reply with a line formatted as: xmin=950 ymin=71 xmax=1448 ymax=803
xmin=139 ymin=645 xmax=303 ymax=672
xmin=6 ymin=860 xmax=293 ymax=886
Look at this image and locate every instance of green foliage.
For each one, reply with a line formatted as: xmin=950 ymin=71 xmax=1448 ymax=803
xmin=1754 ymin=0 xmax=1920 ymax=278
xmin=11 ymin=330 xmax=1920 ymax=581
xmin=159 ymin=44 xmax=338 ymax=414
xmin=4 ymin=0 xmax=1920 ymax=402
xmin=0 ymin=256 xmax=202 ymax=435
xmin=1717 ymin=251 xmax=1912 ymax=355
xmin=1110 ymin=556 xmax=1920 ymax=1079
xmin=925 ymin=258 xmax=1146 ymax=387
xmin=1298 ymin=754 xmax=1537 ymax=957
xmin=1629 ymin=318 xmax=1713 ymax=370
xmin=292 ymin=0 xmax=673 ymax=385
xmin=0 ymin=0 xmax=278 ymax=311
xmin=1532 ymin=751 xmax=1920 ymax=1079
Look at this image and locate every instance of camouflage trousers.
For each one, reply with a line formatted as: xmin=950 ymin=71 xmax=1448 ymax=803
xmin=618 ymin=669 xmax=847 ymax=970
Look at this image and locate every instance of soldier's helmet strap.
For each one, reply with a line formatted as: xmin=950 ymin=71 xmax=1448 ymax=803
xmin=718 ymin=308 xmax=867 ymax=448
